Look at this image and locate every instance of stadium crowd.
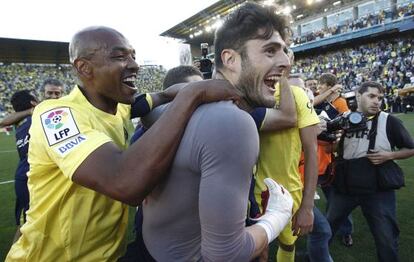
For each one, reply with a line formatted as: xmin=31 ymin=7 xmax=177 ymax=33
xmin=293 ymin=37 xmax=414 ymax=93
xmin=136 ymin=65 xmax=167 ymax=93
xmin=292 ymin=3 xmax=414 ymax=45
xmin=0 ymin=64 xmax=75 ymax=112
xmin=0 ymin=64 xmax=166 ymax=113
xmin=2 ymin=37 xmax=412 ymax=115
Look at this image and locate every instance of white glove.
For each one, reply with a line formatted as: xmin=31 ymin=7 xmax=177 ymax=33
xmin=255 ymin=178 xmax=293 ymax=244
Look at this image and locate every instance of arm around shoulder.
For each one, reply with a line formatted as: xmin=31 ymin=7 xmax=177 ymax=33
xmin=73 ymin=80 xmax=240 ymax=206
xmin=260 ymin=77 xmax=297 ymax=132
xmin=0 ymin=108 xmax=33 ymax=127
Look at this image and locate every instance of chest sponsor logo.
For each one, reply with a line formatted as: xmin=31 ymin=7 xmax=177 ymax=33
xmin=41 ymin=108 xmax=80 ymax=146
xmin=55 ymin=135 xmax=87 ymax=156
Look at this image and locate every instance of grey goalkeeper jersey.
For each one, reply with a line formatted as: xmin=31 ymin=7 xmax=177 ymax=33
xmin=142 ymin=101 xmax=258 ymax=262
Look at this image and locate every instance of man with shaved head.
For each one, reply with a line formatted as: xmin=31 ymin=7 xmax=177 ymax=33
xmin=6 ymin=26 xmax=238 ymax=261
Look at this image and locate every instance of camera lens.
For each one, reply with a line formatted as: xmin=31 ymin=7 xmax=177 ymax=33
xmin=348 ymin=112 xmax=363 ymax=124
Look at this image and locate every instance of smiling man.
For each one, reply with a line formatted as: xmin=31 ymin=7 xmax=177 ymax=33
xmin=6 ymin=26 xmax=239 ymax=261
xmin=141 ymin=3 xmax=295 ymax=261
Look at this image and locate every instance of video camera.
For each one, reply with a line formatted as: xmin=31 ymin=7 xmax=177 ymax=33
xmin=318 ymin=91 xmax=368 ymax=142
xmin=199 ymin=43 xmax=213 ymax=79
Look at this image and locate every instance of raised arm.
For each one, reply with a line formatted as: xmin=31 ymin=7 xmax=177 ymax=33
xmin=313 ymin=84 xmax=342 ymax=106
xmin=260 ymin=76 xmax=297 ymax=131
xmin=148 ymin=82 xmax=187 ymax=108
xmin=72 ymin=80 xmax=239 ymax=206
xmin=0 ymin=108 xmax=33 ymax=128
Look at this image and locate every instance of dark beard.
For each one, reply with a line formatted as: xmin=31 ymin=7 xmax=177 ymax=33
xmin=235 ymin=58 xmax=264 ymax=108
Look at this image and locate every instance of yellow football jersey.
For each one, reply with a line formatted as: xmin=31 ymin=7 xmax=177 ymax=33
xmin=7 ymin=86 xmax=134 ymax=261
xmin=255 ymin=86 xmax=319 ymax=199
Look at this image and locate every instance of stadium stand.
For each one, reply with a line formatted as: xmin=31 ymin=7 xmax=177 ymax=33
xmin=0 ymin=0 xmax=412 ymax=114
xmin=160 ymin=0 xmax=414 ymax=105
xmin=136 ymin=65 xmax=167 ymax=93
xmin=292 ymin=3 xmax=414 ymax=45
xmin=293 ymin=37 xmax=414 ymax=93
xmin=0 ymin=64 xmax=75 ymax=112
xmin=0 ymin=63 xmax=166 ymax=114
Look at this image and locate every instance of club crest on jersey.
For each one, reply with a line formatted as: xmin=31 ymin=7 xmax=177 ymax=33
xmin=41 ymin=107 xmax=80 ymax=146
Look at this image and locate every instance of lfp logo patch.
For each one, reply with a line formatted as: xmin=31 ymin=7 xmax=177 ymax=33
xmin=44 ymin=110 xmax=68 ymax=129
xmin=41 ymin=108 xmax=80 ymax=146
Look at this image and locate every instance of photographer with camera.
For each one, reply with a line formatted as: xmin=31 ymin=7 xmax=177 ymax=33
xmin=313 ymin=73 xmax=355 ymax=246
xmin=193 ymin=43 xmax=213 ymax=79
xmin=327 ymin=81 xmax=414 ymax=262
xmin=314 ymin=73 xmax=348 ymax=114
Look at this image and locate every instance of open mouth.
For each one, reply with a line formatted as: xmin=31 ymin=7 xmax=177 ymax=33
xmin=122 ymin=75 xmax=137 ymax=90
xmin=264 ymin=75 xmax=281 ymax=90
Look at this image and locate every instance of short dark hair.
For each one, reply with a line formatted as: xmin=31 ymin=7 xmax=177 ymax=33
xmin=162 ymin=65 xmax=203 ymax=90
xmin=11 ymin=90 xmax=37 ymax=112
xmin=318 ymin=73 xmax=337 ymax=87
xmin=43 ymin=78 xmax=63 ymax=89
xmin=214 ymin=2 xmax=288 ymax=70
xmin=358 ymin=81 xmax=385 ymax=94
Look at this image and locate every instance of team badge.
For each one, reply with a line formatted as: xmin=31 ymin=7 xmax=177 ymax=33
xmin=41 ymin=107 xmax=80 ymax=146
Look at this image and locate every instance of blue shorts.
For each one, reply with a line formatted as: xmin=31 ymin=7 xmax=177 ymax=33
xmin=14 ymin=179 xmax=29 ymax=226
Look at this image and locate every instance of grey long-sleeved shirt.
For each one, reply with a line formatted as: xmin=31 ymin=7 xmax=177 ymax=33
xmin=143 ymin=101 xmax=258 ymax=262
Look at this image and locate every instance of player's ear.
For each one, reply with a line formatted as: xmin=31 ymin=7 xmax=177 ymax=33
xmin=221 ymin=49 xmax=240 ymax=73
xmin=74 ymin=58 xmax=93 ymax=79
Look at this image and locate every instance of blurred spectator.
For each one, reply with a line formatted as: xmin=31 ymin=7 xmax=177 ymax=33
xmin=42 ymin=79 xmax=64 ymax=100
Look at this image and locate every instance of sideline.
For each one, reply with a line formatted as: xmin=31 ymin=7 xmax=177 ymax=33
xmin=0 ymin=180 xmax=14 ymax=185
xmin=0 ymin=150 xmax=16 ymax=154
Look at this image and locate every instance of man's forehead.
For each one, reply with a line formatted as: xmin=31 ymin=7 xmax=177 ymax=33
xmin=110 ymin=45 xmax=135 ymax=54
xmin=365 ymin=87 xmax=383 ymax=96
xmin=97 ymin=34 xmax=131 ymax=49
xmin=259 ymin=30 xmax=284 ymax=44
xmin=245 ymin=30 xmax=286 ymax=50
xmin=45 ymin=84 xmax=63 ymax=91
